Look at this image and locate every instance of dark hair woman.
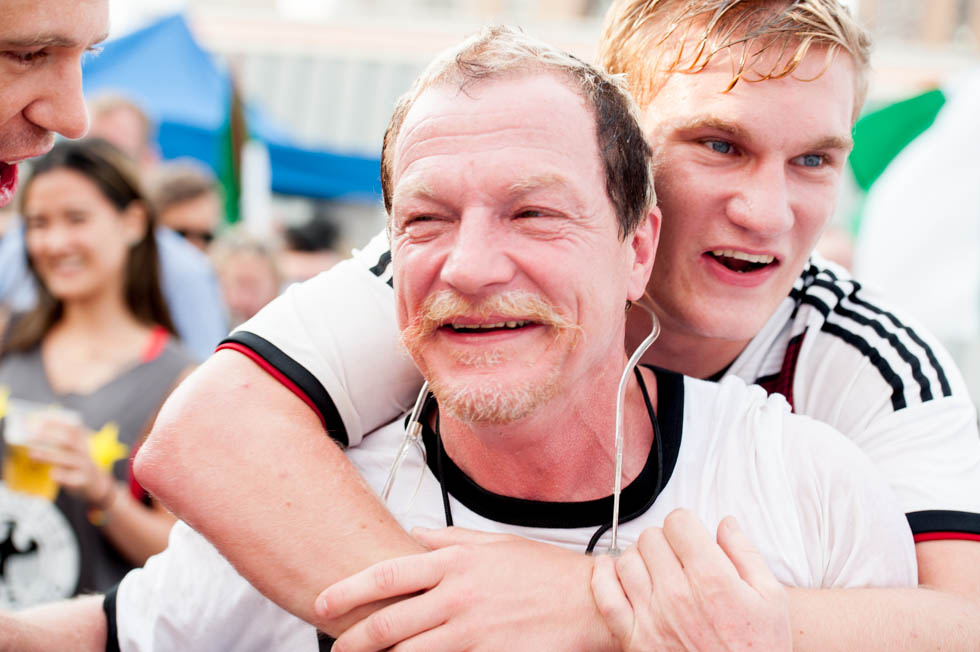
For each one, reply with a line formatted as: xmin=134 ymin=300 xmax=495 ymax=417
xmin=0 ymin=139 xmax=195 ymax=607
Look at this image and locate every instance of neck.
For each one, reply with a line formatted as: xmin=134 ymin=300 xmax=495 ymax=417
xmin=437 ymin=359 xmax=656 ymax=503
xmin=629 ymin=310 xmax=748 ymax=379
xmin=57 ymin=288 xmax=144 ymax=338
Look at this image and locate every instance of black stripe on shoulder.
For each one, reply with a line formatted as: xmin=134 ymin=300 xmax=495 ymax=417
xmin=798 ymin=291 xmax=907 ymax=410
xmin=838 ymin=284 xmax=952 ymax=397
xmin=368 ymin=250 xmax=392 ymax=278
xmin=221 ymin=331 xmax=348 ymax=446
xmin=103 ymin=584 xmax=120 ymax=652
xmin=907 ymin=510 xmax=980 ymax=536
xmin=822 ymin=321 xmax=907 ymax=410
xmin=811 ymin=279 xmax=936 ymax=403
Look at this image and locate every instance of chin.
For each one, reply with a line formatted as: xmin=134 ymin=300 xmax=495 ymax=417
xmin=430 ymin=369 xmax=561 ymax=426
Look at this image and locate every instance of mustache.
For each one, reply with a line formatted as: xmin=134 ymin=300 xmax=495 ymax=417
xmin=402 ymin=290 xmax=579 ymax=343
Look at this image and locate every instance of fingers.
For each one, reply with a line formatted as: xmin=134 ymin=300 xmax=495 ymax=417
xmin=331 ymin=590 xmax=447 ymax=652
xmin=634 ymin=526 xmax=687 ymax=592
xmin=411 ymin=526 xmax=522 ymax=549
xmin=316 ymin=547 xmax=456 ymax=619
xmin=27 ymin=445 xmax=87 ymax=470
xmin=662 ymin=509 xmax=739 ymax=583
xmin=590 ymin=554 xmax=635 ymax=645
xmin=716 ymin=516 xmax=782 ymax=596
xmin=28 ymin=419 xmax=86 ymax=451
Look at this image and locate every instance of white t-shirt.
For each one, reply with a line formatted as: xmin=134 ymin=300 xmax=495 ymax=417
xmin=111 ymin=368 xmax=916 ymax=652
xmin=224 ymin=232 xmax=980 ymax=541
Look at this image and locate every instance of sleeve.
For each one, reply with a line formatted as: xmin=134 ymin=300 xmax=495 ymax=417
xmin=219 ymin=229 xmax=424 ymax=447
xmin=782 ymin=413 xmax=919 ymax=589
xmin=792 ymin=310 xmax=980 ymax=543
xmin=112 ymin=521 xmax=317 ymax=652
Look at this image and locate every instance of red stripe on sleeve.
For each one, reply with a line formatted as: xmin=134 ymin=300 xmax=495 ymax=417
xmin=216 ymin=342 xmax=327 ymax=430
xmin=914 ymin=531 xmax=980 ymax=543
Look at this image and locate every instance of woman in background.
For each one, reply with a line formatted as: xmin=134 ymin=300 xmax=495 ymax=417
xmin=0 ymin=139 xmax=195 ymax=605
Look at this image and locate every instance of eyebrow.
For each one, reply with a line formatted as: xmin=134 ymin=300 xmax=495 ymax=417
xmin=667 ymin=115 xmax=853 ymax=152
xmin=506 ymin=174 xmax=570 ymax=195
xmin=0 ymin=31 xmax=109 ymax=50
xmin=391 ymin=180 xmax=437 ymax=206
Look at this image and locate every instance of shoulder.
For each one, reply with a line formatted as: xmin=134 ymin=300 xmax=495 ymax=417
xmin=776 ymin=256 xmax=965 ymax=413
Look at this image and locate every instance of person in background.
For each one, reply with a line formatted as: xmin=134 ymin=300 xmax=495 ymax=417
xmin=211 ymin=229 xmax=282 ymax=329
xmin=2 ymin=95 xmax=228 ymax=361
xmin=279 ymin=214 xmax=343 ymax=286
xmin=0 ymin=139 xmax=195 ymax=606
xmin=146 ymin=162 xmax=223 ymax=253
xmin=87 ymin=94 xmax=159 ymax=173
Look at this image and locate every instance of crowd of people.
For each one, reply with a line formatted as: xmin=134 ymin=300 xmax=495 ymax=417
xmin=1 ymin=0 xmax=979 ymax=651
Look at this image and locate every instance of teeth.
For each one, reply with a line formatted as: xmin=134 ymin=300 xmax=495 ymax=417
xmin=450 ymin=321 xmax=530 ymax=330
xmin=710 ymin=249 xmax=775 ymax=264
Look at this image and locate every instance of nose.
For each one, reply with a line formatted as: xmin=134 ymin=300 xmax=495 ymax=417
xmin=23 ymin=57 xmax=90 ymax=140
xmin=27 ymin=222 xmax=71 ymax=258
xmin=725 ymin=160 xmax=794 ymax=237
xmin=439 ymin=212 xmax=517 ymax=296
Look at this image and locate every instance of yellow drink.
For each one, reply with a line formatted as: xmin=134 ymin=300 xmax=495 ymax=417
xmin=2 ymin=443 xmax=58 ymax=500
xmin=1 ymin=398 xmax=79 ymax=501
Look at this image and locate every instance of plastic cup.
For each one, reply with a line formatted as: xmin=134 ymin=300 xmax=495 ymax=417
xmin=2 ymin=399 xmax=80 ymax=501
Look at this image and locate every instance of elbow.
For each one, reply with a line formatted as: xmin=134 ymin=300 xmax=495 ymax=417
xmin=134 ymin=400 xmax=184 ymax=509
xmin=133 ymin=373 xmax=205 ymax=512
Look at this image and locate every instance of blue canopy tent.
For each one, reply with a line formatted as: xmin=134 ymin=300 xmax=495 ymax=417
xmin=82 ymin=14 xmax=382 ymax=211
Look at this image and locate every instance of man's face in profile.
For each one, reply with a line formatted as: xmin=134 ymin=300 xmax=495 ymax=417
xmin=0 ymin=0 xmax=108 ymax=207
xmin=388 ymin=73 xmax=643 ymax=426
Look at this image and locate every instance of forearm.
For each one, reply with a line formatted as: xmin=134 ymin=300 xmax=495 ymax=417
xmin=99 ymin=490 xmax=176 ymax=565
xmin=134 ymin=351 xmax=424 ymax=631
xmin=788 ymin=586 xmax=980 ymax=650
xmin=0 ymin=596 xmax=106 ymax=652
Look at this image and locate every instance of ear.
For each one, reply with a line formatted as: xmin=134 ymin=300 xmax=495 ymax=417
xmin=121 ymin=201 xmax=149 ymax=246
xmin=626 ymin=206 xmax=660 ymax=301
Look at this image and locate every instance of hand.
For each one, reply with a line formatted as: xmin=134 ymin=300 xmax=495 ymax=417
xmin=27 ymin=418 xmax=114 ymax=506
xmin=591 ymin=509 xmax=791 ymax=652
xmin=316 ymin=527 xmax=617 ymax=652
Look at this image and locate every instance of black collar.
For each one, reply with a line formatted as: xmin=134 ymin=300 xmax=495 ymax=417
xmin=417 ymin=365 xmax=684 ymax=529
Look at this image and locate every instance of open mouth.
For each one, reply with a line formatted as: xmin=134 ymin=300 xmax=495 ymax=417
xmin=707 ymin=249 xmax=776 ymax=273
xmin=0 ymin=162 xmax=18 ymax=207
xmin=445 ymin=320 xmax=534 ymax=334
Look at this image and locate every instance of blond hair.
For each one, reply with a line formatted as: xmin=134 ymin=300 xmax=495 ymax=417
xmin=381 ymin=25 xmax=655 ymax=238
xmin=598 ymin=0 xmax=872 ymax=118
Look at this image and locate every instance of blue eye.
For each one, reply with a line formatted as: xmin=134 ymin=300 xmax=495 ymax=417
xmin=705 ymin=140 xmax=733 ymax=154
xmin=797 ymin=154 xmax=825 ymax=168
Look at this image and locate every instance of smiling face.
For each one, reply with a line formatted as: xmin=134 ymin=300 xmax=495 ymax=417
xmin=23 ymin=168 xmax=144 ymax=305
xmin=642 ymin=47 xmax=856 ymax=371
xmin=0 ymin=0 xmax=108 ymax=206
xmin=389 ymin=73 xmax=655 ymax=425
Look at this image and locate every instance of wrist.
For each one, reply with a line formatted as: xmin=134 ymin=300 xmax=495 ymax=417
xmin=87 ymin=477 xmax=118 ymax=526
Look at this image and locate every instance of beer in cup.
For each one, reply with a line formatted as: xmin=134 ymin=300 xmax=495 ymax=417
xmin=2 ymin=399 xmax=81 ymax=501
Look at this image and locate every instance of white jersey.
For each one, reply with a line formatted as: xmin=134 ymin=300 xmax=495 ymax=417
xmin=109 ymin=368 xmax=917 ymax=652
xmin=225 ymin=232 xmax=980 ymax=542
